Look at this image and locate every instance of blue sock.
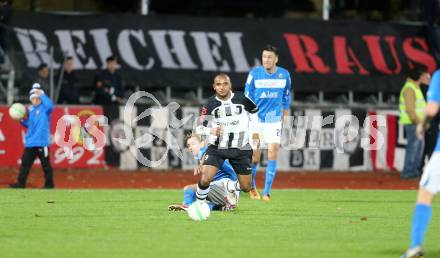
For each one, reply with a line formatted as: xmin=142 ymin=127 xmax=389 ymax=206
xmin=263 ymin=160 xmax=277 ymax=196
xmin=183 ymin=188 xmax=196 ymax=206
xmin=410 ymin=203 xmax=432 ymax=248
xmin=251 ymin=164 xmax=258 ymax=189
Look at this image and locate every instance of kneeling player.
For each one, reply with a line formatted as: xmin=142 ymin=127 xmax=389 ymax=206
xmin=168 ymin=134 xmax=239 ymax=211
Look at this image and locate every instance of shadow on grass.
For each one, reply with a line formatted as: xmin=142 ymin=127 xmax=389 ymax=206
xmin=379 ymin=248 xmax=440 ymax=257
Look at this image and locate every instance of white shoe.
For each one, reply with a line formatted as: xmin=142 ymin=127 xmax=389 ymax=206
xmin=400 ymin=246 xmax=424 ymax=258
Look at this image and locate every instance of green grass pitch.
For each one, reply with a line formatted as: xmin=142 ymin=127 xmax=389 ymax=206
xmin=1 ymin=189 xmax=439 ymax=258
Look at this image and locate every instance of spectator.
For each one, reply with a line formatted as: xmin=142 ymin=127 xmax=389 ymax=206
xmin=399 ymin=67 xmax=431 ymax=179
xmin=93 ymin=55 xmax=123 ymax=105
xmin=36 ymin=63 xmax=50 ymax=93
xmin=58 ymin=56 xmax=79 ymax=104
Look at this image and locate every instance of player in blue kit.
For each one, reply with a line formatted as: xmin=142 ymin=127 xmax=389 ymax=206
xmin=400 ymin=69 xmax=440 ymax=258
xmin=244 ymin=45 xmax=292 ymax=201
xmin=168 ymin=134 xmax=239 ymax=211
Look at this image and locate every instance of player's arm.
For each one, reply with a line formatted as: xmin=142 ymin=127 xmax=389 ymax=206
xmin=244 ymin=73 xmax=256 ymax=103
xmin=20 ymin=117 xmax=29 ymax=128
xmin=282 ymin=72 xmax=292 ymax=122
xmin=195 ymin=105 xmax=223 ymax=136
xmin=39 ymin=92 xmax=54 ymax=113
xmin=18 ymin=106 xmax=29 ymax=127
xmin=194 ymin=151 xmax=209 ymax=175
xmin=423 ymin=102 xmax=439 ymax=129
xmin=417 ymin=70 xmax=440 ymax=139
xmin=244 ymin=71 xmax=259 ymax=137
xmin=244 ymin=95 xmax=260 ymax=138
xmin=282 ymin=109 xmax=289 ymax=123
xmin=194 ymin=155 xmax=204 ymax=175
xmin=417 ymin=102 xmax=439 ymax=139
xmin=403 ymin=88 xmax=419 ymax=124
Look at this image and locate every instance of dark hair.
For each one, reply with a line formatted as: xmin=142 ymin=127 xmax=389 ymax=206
xmin=37 ymin=63 xmax=48 ymax=71
xmin=408 ymin=66 xmax=427 ymax=81
xmin=65 ymin=56 xmax=73 ymax=61
xmin=262 ymin=44 xmax=279 ymax=56
xmin=214 ymin=73 xmax=230 ymax=81
xmin=106 ymin=55 xmax=117 ymax=62
xmin=184 ymin=133 xmax=194 ymax=143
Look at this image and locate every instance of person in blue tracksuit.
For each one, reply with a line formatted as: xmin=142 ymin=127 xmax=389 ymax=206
xmin=9 ymin=83 xmax=55 ymax=189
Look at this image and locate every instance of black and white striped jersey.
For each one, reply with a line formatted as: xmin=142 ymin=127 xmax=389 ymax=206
xmin=198 ymin=92 xmax=258 ymax=149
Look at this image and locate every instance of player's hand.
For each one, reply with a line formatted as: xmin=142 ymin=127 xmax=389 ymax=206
xmin=194 ymin=165 xmax=202 ymax=175
xmin=416 ymin=123 xmax=425 ymax=140
xmin=210 ymin=127 xmax=224 ymax=136
xmin=21 ymin=112 xmax=28 ymax=121
xmin=282 ymin=109 xmax=289 ymax=125
xmin=251 ymin=133 xmax=260 ymax=149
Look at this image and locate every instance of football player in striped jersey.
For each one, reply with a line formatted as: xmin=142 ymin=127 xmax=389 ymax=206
xmin=194 ymin=73 xmax=259 ymax=204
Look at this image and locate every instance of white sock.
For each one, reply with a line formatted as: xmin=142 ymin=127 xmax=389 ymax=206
xmin=196 ymin=183 xmax=210 ymax=201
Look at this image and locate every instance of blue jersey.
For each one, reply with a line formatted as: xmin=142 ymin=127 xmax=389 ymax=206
xmin=427 ymin=70 xmax=440 ymax=152
xmin=21 ymin=94 xmax=53 ymax=147
xmin=198 ymin=146 xmax=237 ymax=181
xmin=244 ymin=66 xmax=291 ymax=123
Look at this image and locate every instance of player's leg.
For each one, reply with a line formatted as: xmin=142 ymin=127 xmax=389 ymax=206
xmin=263 ymin=143 xmax=280 ymax=201
xmin=401 ymin=152 xmax=440 ymax=258
xmin=10 ymin=147 xmax=38 ymax=188
xmin=207 ymin=183 xmax=231 ymax=210
xmin=235 ymin=174 xmax=251 ymax=192
xmin=251 ymin=151 xmax=260 ymax=186
xmin=226 ymin=148 xmax=253 ymax=193
xmin=223 ymin=179 xmax=240 ymax=210
xmin=261 ymin=122 xmax=281 ymax=201
xmin=168 ymin=184 xmax=197 ymax=211
xmin=183 ymin=184 xmax=197 ymax=207
xmin=196 ymin=165 xmax=218 ymax=202
xmin=249 ymin=127 xmax=264 ymax=200
xmin=401 ymin=188 xmax=433 ymax=258
xmin=208 ymin=178 xmax=239 ymax=211
xmin=37 ymin=146 xmax=55 ymax=188
xmin=196 ymin=147 xmax=224 ymax=201
xmin=250 ymin=147 xmax=261 ymax=199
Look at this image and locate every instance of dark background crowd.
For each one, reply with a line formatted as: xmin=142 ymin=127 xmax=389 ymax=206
xmin=1 ymin=0 xmax=440 ymax=106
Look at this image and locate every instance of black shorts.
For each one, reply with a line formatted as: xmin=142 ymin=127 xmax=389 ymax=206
xmin=203 ymin=145 xmax=253 ymax=175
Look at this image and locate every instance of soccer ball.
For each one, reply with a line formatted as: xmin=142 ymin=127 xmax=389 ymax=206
xmin=9 ymin=103 xmax=26 ymax=120
xmin=187 ymin=201 xmax=210 ymax=221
